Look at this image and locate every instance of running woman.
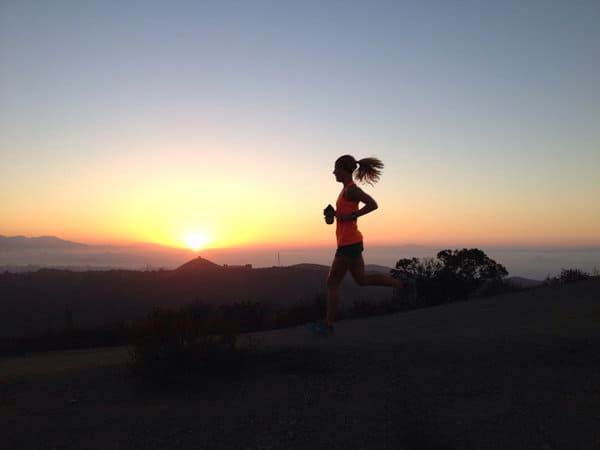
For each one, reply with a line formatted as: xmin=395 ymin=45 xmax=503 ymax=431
xmin=311 ymin=155 xmax=403 ymax=336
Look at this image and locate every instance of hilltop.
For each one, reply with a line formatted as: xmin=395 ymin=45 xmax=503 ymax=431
xmin=174 ymin=256 xmax=223 ymax=272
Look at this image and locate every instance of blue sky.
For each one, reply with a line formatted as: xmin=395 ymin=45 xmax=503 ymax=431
xmin=1 ymin=0 xmax=599 ymax=248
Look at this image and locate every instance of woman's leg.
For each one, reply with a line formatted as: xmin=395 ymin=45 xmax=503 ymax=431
xmin=326 ymin=256 xmax=350 ymax=326
xmin=348 ymin=256 xmax=402 ymax=288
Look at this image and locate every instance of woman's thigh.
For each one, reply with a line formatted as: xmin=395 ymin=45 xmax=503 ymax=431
xmin=327 ymin=256 xmax=351 ymax=287
xmin=348 ymin=255 xmax=367 ymax=285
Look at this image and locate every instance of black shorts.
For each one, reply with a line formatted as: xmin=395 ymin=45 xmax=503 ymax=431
xmin=335 ymin=242 xmax=364 ymax=258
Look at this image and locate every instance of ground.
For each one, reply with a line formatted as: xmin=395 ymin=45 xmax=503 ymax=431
xmin=2 ymin=280 xmax=600 ymax=449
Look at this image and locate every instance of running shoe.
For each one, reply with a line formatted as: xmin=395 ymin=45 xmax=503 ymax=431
xmin=308 ymin=321 xmax=334 ymax=337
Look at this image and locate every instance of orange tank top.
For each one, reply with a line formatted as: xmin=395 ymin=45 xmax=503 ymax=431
xmin=335 ymin=183 xmax=363 ymax=247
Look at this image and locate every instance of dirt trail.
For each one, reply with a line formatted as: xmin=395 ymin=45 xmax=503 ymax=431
xmin=2 ymin=280 xmax=600 ymax=450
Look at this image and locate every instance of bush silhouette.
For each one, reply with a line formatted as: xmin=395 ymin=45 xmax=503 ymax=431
xmin=545 ymin=268 xmax=594 ymax=285
xmin=129 ymin=308 xmax=246 ymax=386
xmin=220 ymin=301 xmax=266 ymax=333
xmin=275 ymin=292 xmax=325 ymax=328
xmin=394 ymin=248 xmax=508 ymax=305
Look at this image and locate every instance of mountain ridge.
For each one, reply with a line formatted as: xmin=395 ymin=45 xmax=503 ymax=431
xmin=0 ymin=235 xmax=89 ymax=250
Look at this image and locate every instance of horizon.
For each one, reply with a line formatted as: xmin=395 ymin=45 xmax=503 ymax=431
xmin=2 ymin=234 xmax=599 ymax=281
xmin=1 ymin=2 xmax=599 ymax=252
xmin=3 ymin=233 xmax=600 ymax=251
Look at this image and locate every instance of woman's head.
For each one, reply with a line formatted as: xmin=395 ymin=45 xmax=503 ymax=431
xmin=334 ymin=155 xmax=384 ymax=185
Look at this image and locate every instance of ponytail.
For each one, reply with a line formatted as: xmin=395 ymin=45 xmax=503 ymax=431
xmin=355 ymin=157 xmax=384 ymax=185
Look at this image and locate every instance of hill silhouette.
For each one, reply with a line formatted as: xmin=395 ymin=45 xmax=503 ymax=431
xmin=0 ymin=235 xmax=88 ymax=250
xmin=0 ymin=256 xmax=393 ymax=338
xmin=174 ymin=256 xmax=223 ymax=273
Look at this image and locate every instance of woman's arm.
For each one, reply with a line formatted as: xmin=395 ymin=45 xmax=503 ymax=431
xmin=337 ymin=185 xmax=378 ymax=221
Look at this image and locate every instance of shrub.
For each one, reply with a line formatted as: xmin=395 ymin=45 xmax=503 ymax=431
xmin=220 ymin=301 xmax=266 ymax=333
xmin=129 ymin=309 xmax=247 ymax=387
xmin=559 ymin=268 xmax=591 ymax=283
xmin=275 ymin=293 xmax=325 ymax=328
xmin=545 ymin=268 xmax=592 ymax=285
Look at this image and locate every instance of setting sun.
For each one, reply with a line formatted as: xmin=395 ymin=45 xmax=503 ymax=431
xmin=184 ymin=232 xmax=209 ymax=252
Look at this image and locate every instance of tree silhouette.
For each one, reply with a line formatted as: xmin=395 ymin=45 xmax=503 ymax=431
xmin=436 ymin=248 xmax=508 ymax=281
xmin=394 ymin=248 xmax=508 ymax=304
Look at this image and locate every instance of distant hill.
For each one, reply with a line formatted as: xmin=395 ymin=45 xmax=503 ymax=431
xmin=0 ymin=235 xmax=88 ymax=250
xmin=175 ymin=256 xmax=223 ymax=273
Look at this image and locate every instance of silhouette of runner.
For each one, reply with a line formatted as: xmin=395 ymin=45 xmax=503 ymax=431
xmin=310 ymin=155 xmax=404 ymax=336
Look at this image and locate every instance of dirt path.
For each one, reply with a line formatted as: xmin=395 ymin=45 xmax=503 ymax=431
xmin=2 ymin=280 xmax=600 ymax=449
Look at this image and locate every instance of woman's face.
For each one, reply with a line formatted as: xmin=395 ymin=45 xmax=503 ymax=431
xmin=333 ymin=161 xmax=351 ymax=182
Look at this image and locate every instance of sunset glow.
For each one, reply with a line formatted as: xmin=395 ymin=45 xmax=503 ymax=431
xmin=1 ymin=3 xmax=599 ymax=251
